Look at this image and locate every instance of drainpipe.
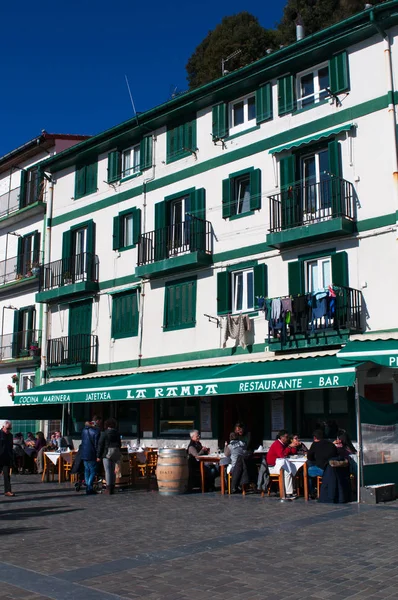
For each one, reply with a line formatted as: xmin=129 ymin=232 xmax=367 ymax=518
xmin=137 ymin=135 xmax=156 ymax=368
xmin=370 ymin=10 xmax=398 ymax=227
xmin=41 ymin=177 xmax=54 ymax=384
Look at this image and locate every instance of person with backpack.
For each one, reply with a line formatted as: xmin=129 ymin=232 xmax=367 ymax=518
xmin=97 ymin=418 xmax=121 ymax=495
xmin=80 ymin=417 xmax=101 ymax=495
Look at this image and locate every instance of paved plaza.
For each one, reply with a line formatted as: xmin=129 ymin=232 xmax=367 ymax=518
xmin=0 ymin=476 xmax=397 ymax=599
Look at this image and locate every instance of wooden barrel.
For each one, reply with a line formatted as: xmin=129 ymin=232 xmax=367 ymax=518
xmin=156 ymin=448 xmax=189 ymax=495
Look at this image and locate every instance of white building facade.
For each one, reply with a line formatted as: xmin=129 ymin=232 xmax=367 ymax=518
xmin=14 ymin=3 xmax=398 ymax=459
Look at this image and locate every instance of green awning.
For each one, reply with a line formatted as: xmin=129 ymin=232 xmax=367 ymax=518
xmin=338 ymin=339 xmax=398 ymax=368
xmin=13 ymin=355 xmax=356 ymax=405
xmin=269 ymin=124 xmax=355 ymax=155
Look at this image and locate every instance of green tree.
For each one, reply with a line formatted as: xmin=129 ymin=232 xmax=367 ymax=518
xmin=186 ymin=12 xmax=276 ymax=90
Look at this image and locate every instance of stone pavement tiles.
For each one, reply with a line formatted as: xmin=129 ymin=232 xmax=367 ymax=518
xmin=0 ymin=476 xmax=397 ymax=599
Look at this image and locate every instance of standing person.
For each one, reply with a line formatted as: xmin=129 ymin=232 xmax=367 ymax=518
xmin=97 ymin=418 xmax=121 ymax=495
xmin=0 ymin=421 xmax=15 ymax=496
xmin=80 ymin=417 xmax=101 ymax=495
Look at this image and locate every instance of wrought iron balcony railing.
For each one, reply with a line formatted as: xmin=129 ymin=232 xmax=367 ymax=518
xmin=0 ymin=252 xmax=43 ymax=286
xmin=0 ymin=171 xmax=44 ymax=219
xmin=0 ymin=329 xmax=41 ymax=361
xmin=137 ymin=216 xmax=212 ymax=266
xmin=268 ymin=286 xmax=363 ymax=344
xmin=47 ymin=334 xmax=98 ymax=367
xmin=268 ymin=177 xmax=356 ymax=233
xmin=39 ymin=253 xmax=99 ymax=292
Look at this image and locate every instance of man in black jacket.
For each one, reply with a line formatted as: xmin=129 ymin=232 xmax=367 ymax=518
xmin=307 ymin=429 xmax=339 ymax=497
xmin=80 ymin=417 xmax=101 ymax=495
xmin=0 ymin=421 xmax=15 ymax=496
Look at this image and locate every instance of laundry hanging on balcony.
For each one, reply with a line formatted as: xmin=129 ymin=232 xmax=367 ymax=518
xmin=222 ymin=314 xmax=252 ymax=349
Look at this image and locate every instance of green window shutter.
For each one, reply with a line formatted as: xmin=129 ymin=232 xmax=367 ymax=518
xmin=164 ymin=279 xmax=196 ymax=330
xmin=190 ymin=188 xmax=206 ymax=252
xmin=12 ymin=310 xmax=21 ymax=358
xmin=35 ymin=167 xmax=44 ymax=203
xmin=140 ymin=136 xmax=152 ymax=171
xmin=253 ymin=264 xmax=268 ymax=307
xmin=212 ymin=103 xmax=228 ymax=139
xmin=250 ymin=169 xmax=262 ymax=211
xmin=19 ymin=169 xmax=27 ymax=209
xmin=154 ymin=201 xmax=167 ymax=261
xmin=33 ymin=231 xmax=41 ymax=264
xmin=107 ymin=151 xmax=121 ymax=183
xmin=280 ymin=155 xmax=298 ymax=229
xmin=191 ymin=188 xmax=206 ymax=220
xmin=331 ymin=251 xmax=349 ymax=287
xmin=288 ymin=261 xmax=304 ymax=296
xmin=185 ymin=119 xmax=196 ymax=151
xmin=112 ymin=291 xmax=139 ymax=339
xmin=329 ymin=51 xmax=350 ymax=95
xmin=74 ymin=165 xmax=86 ymax=199
xmin=328 ymin=139 xmax=343 ymax=215
xmin=85 ymin=161 xmax=98 ymax=195
xmin=278 ymin=75 xmax=296 ymax=116
xmin=256 ymin=83 xmax=272 ymax=124
xmin=112 ymin=216 xmax=121 ymax=251
xmin=62 ymin=230 xmax=72 ymax=260
xmin=132 ymin=208 xmax=142 ymax=245
xmin=16 ymin=237 xmax=23 ymax=276
xmin=86 ymin=220 xmax=96 ymax=256
xmin=167 ymin=126 xmax=178 ymax=160
xmin=217 ymin=271 xmax=231 ymax=315
xmin=222 ymin=178 xmax=232 ymax=219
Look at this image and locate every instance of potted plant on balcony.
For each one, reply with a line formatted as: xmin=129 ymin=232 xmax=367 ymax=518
xmin=31 ymin=262 xmax=40 ymax=277
xmin=7 ymin=385 xmax=14 ymax=398
xmin=62 ymin=271 xmax=73 ymax=285
xmin=29 ymin=343 xmax=40 ymax=357
xmin=11 ymin=374 xmax=18 ymax=384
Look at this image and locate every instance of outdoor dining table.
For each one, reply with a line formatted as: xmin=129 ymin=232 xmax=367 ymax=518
xmin=273 ymin=456 xmax=309 ymax=500
xmin=196 ymin=454 xmax=226 ymax=495
xmin=43 ymin=451 xmax=76 ymax=483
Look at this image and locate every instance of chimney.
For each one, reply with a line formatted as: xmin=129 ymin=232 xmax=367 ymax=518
xmin=296 ymin=14 xmax=305 ymax=41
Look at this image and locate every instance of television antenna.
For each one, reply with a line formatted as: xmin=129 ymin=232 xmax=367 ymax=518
xmin=221 ymin=49 xmax=242 ymax=76
xmin=125 ymin=75 xmax=139 ymax=126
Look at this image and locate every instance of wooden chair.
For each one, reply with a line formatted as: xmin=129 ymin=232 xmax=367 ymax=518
xmin=263 ymin=473 xmax=282 ymax=497
xmin=316 ymin=476 xmax=323 ymax=497
xmin=62 ymin=452 xmax=77 ymax=483
xmin=227 ymin=472 xmax=246 ymax=495
xmin=42 ymin=453 xmax=57 ymax=482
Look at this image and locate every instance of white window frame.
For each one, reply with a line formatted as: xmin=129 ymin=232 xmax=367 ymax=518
xmin=231 ymin=268 xmax=254 ymax=313
xmin=122 ymin=144 xmax=141 ymax=178
xmin=233 ymin=173 xmax=251 ymax=215
xmin=297 ymin=62 xmax=329 ymax=110
xmin=304 ymin=257 xmax=331 ymax=293
xmin=122 ymin=213 xmax=134 ymax=248
xmin=20 ymin=372 xmax=35 ymax=391
xmin=300 ymin=147 xmax=331 ymax=219
xmin=229 ymin=93 xmax=256 ymax=135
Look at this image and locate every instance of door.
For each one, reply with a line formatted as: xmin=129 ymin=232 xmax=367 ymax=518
xmin=301 ymin=148 xmax=330 ymax=221
xmin=72 ymin=227 xmax=87 ymax=281
xmin=168 ymin=196 xmax=190 ymax=255
xmin=68 ymin=300 xmax=92 ymax=364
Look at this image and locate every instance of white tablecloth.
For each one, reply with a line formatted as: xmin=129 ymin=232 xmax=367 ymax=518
xmin=44 ymin=451 xmax=74 ymax=466
xmin=273 ymin=457 xmax=307 ymax=476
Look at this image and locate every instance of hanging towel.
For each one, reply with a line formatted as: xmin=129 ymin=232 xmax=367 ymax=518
xmin=222 ymin=314 xmax=251 ymax=349
xmin=271 ymin=299 xmax=282 ymax=321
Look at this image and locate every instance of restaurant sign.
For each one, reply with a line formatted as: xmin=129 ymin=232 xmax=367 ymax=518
xmin=13 ymin=369 xmax=355 ymax=405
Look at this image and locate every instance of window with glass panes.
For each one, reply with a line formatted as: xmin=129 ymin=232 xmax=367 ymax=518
xmin=122 ymin=145 xmax=140 ymax=177
xmin=232 ymin=268 xmax=254 ymax=313
xmin=305 ymin=257 xmax=331 ymax=293
xmin=233 ymin=174 xmax=251 ymax=215
xmin=297 ymin=64 xmax=329 ymax=109
xmin=159 ymin=398 xmax=197 ymax=436
xmin=229 ymin=94 xmax=256 ymax=134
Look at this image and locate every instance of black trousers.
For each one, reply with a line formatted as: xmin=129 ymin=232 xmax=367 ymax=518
xmin=2 ymin=466 xmax=11 ymax=493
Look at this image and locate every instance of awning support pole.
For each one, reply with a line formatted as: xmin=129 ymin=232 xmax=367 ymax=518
xmin=355 ymin=374 xmax=362 ymax=504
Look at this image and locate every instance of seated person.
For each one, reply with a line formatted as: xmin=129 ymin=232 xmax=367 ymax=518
xmin=307 ymin=429 xmax=339 ymax=496
xmin=234 ymin=422 xmax=251 ymax=450
xmin=13 ymin=433 xmax=25 ymax=473
xmin=266 ymin=430 xmax=299 ymax=499
xmin=225 ymin=432 xmax=250 ymax=493
xmin=187 ymin=430 xmax=216 ymax=491
xmin=291 ymin=434 xmax=308 ymax=455
xmin=52 ymin=431 xmax=68 ymax=449
xmin=334 ymin=429 xmax=357 ymax=475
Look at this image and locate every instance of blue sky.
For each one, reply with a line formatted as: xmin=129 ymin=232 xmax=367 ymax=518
xmin=0 ymin=0 xmax=286 ymax=156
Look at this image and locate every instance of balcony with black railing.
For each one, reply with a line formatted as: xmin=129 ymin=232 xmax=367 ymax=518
xmin=266 ymin=177 xmax=357 ymax=248
xmin=267 ymin=286 xmax=363 ymax=352
xmin=36 ymin=253 xmax=99 ymax=303
xmin=0 ymin=329 xmax=41 ymax=362
xmin=0 ymin=251 xmax=43 ymax=289
xmin=0 ymin=172 xmax=45 ymax=223
xmin=136 ymin=215 xmax=213 ymax=278
xmin=47 ymin=334 xmax=98 ymax=376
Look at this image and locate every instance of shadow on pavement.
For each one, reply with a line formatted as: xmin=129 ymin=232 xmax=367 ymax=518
xmin=0 ymin=526 xmax=46 ymax=536
xmin=0 ymin=505 xmax=82 ymax=520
